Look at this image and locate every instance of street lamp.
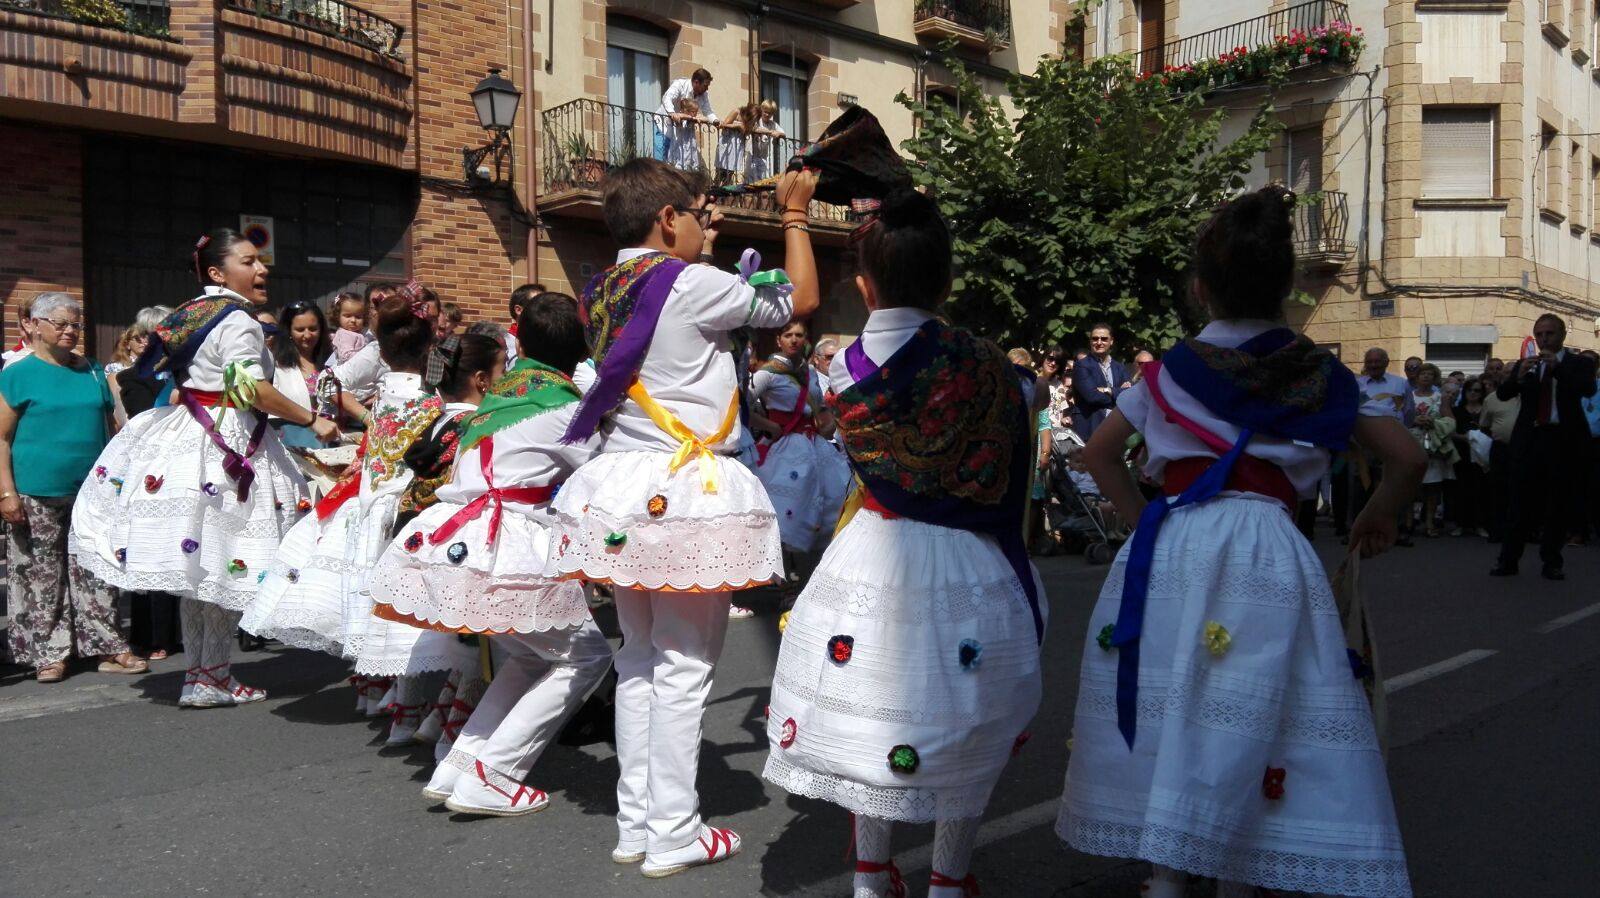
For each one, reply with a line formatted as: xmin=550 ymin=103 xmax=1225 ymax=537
xmin=463 ymin=67 xmax=522 ymax=184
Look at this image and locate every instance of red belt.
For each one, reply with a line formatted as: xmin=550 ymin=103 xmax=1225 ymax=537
xmin=183 ymin=389 xmax=225 ymax=407
xmin=428 ymin=435 xmax=556 ymax=545
xmin=756 ymin=405 xmax=816 ymax=466
xmin=1162 ymin=455 xmax=1296 ymax=509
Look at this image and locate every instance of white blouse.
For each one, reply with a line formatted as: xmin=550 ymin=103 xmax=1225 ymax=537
xmin=1116 ymin=319 xmax=1331 ymax=498
xmin=180 ymin=288 xmax=274 ymax=392
xmin=437 ymin=401 xmax=601 ymax=512
xmin=600 ymin=248 xmax=793 ymax=454
xmin=751 ymin=357 xmax=823 ymax=416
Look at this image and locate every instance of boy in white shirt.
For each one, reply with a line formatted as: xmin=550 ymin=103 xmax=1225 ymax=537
xmin=550 ymin=158 xmax=819 ymax=877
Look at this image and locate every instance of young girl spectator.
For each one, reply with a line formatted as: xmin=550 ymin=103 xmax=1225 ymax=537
xmin=330 ymin=292 xmax=371 ymax=364
xmin=716 ymin=103 xmax=755 ymax=185
xmin=1055 ymin=185 xmax=1421 ymax=898
xmin=745 ymin=100 xmax=785 ymax=183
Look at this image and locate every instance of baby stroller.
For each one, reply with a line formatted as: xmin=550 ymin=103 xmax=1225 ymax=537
xmin=1043 ymin=429 xmax=1120 ymax=565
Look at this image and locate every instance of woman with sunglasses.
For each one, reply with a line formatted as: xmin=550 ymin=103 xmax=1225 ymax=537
xmin=0 ymin=292 xmax=147 ymax=683
xmin=69 ymin=228 xmax=337 ymax=708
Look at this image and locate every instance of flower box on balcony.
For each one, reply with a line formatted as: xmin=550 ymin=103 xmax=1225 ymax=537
xmin=1141 ymin=20 xmax=1364 ymax=93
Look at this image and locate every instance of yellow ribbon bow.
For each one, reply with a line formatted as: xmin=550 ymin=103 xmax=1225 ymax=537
xmin=626 ymin=380 xmax=739 ymax=494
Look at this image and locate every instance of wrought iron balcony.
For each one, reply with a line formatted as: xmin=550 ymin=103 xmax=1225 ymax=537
xmin=1293 ymin=190 xmax=1354 ymax=269
xmin=0 ymin=0 xmax=171 ymax=39
xmin=1135 ymin=1 xmax=1356 ymax=85
xmin=540 ymin=98 xmax=852 ymax=231
xmin=224 ymin=0 xmax=403 ymax=55
xmin=913 ymin=0 xmax=1011 ymax=51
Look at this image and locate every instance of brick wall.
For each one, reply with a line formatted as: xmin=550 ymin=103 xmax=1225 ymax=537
xmin=409 ymin=0 xmax=527 ymax=323
xmin=0 ymin=125 xmax=83 ymax=348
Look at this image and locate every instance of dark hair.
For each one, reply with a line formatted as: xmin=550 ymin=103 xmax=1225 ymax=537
xmin=364 ymin=282 xmax=397 ymax=305
xmin=1088 ymin=323 xmax=1113 ymax=338
xmin=602 ymin=158 xmax=700 ymax=246
xmin=691 ymin=68 xmax=712 ymax=84
xmin=431 ymin=332 xmax=505 ymax=399
xmin=1535 ymin=312 xmax=1567 ymax=335
xmin=855 ymin=188 xmax=952 ymax=311
xmin=194 ymin=228 xmax=252 ymax=286
xmin=1192 ymin=184 xmax=1296 ymax=320
xmin=510 ymin=283 xmax=545 ymax=318
xmin=1044 ymin=346 xmax=1069 ymax=368
xmin=331 ymin=292 xmax=366 ymax=321
xmin=441 ymin=301 xmax=464 ymax=325
xmin=273 ymin=301 xmax=331 ymax=370
xmin=374 ymin=295 xmax=434 ymax=372
xmin=516 ymin=292 xmax=587 ymax=374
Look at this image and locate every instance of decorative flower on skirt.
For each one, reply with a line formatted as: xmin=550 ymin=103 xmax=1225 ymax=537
xmin=1203 ymin=621 xmax=1232 ymax=657
xmin=227 ymin=559 xmax=247 ymax=576
xmin=558 ymin=534 xmax=571 ymax=556
xmin=446 ymin=542 xmax=469 ymax=564
xmin=604 ymin=531 xmax=628 ymax=549
xmin=274 ymin=501 xmax=284 ymax=511
xmin=958 ymin=638 xmax=983 ymax=670
xmin=201 ymin=482 xmax=219 ymax=496
xmin=827 ymin=635 xmax=854 ymax=664
xmin=114 ymin=548 xmax=127 ymax=563
xmin=1262 ymin=766 xmax=1287 ymax=800
xmin=779 ymin=718 xmax=797 ymax=748
xmin=286 ymin=569 xmax=300 ymax=583
xmin=887 ymin=744 xmax=920 ymax=774
xmin=404 ymin=532 xmax=425 ymax=553
xmin=143 ymin=475 xmax=163 ymax=493
xmin=1011 ymin=731 xmax=1032 ymax=757
xmin=181 ymin=539 xmax=199 ymax=554
xmin=256 ymin=571 xmax=267 ymax=584
xmin=94 ymin=466 xmax=107 ymax=482
xmin=296 ymin=498 xmax=312 ymax=513
xmin=110 ymin=478 xmax=124 ymax=495
xmin=1096 ymin=624 xmax=1115 ymax=652
xmin=647 ymin=494 xmax=668 ymax=518
xmin=789 ymin=470 xmax=799 ymax=480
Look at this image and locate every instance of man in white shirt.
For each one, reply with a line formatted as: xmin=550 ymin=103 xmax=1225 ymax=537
xmin=653 ymin=68 xmax=716 ymax=161
xmin=1348 ymin=348 xmax=1417 ymax=547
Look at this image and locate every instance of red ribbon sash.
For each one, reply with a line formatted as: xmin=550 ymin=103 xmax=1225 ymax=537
xmin=427 ymin=435 xmax=556 ymax=546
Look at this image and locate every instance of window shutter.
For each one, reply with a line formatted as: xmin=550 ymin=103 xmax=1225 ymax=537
xmin=1421 ymin=109 xmax=1494 ymax=199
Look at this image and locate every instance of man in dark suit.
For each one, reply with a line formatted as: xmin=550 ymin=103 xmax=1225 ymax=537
xmin=1490 ymin=313 xmax=1598 ymax=580
xmin=1071 ymin=323 xmax=1131 ymax=441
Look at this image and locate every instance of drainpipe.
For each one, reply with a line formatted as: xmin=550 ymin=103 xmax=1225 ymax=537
xmin=522 ymin=0 xmax=539 ymax=282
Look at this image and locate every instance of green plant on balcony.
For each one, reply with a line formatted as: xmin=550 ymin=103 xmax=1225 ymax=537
xmin=563 ymin=134 xmax=604 ymax=185
xmin=60 ymin=0 xmax=126 ymax=28
xmin=1143 ymin=21 xmax=1364 ymax=94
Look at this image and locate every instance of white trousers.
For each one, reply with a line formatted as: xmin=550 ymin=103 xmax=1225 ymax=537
xmin=449 ymin=621 xmax=613 ymax=786
xmin=613 ymin=588 xmax=732 ymax=853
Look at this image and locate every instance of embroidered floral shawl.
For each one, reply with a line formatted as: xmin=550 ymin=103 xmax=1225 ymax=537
xmin=462 ymin=359 xmax=581 ymax=451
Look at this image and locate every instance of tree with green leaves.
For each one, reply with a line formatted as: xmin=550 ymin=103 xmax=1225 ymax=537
xmin=898 ymin=35 xmax=1283 ymax=352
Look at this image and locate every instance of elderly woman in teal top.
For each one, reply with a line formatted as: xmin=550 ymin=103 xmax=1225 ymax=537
xmin=0 ymin=292 xmax=146 ymax=682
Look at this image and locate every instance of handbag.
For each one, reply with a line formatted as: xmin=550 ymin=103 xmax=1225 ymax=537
xmin=1331 ymin=552 xmax=1389 ymax=752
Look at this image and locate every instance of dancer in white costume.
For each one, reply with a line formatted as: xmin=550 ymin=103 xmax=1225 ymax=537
xmin=1055 ymin=187 xmax=1422 ymax=898
xmin=748 ymin=320 xmax=852 ymax=555
xmin=762 ymin=189 xmax=1044 ymax=898
xmin=549 ymin=160 xmax=821 ymax=878
xmin=242 ymin=291 xmax=472 ymax=732
xmin=70 ymin=228 xmax=334 ymax=708
xmin=371 ymin=294 xmax=613 ymax=815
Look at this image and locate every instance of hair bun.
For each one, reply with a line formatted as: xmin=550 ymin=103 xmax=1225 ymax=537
xmin=877 ymin=186 xmax=937 ymax=227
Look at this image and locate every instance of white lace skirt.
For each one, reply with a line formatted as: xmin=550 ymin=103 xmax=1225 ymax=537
xmin=762 ymin=509 xmax=1044 ymax=823
xmin=1055 ymin=495 xmax=1411 ymax=898
xmin=239 ymin=489 xmax=398 ymax=657
xmin=550 ymin=450 xmax=783 ymax=592
xmin=69 ymin=405 xmax=307 ymax=611
xmin=368 ymin=500 xmax=589 ymax=634
xmin=754 ymin=433 xmax=854 ymax=553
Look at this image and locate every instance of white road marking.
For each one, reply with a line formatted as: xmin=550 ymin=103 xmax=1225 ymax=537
xmin=0 ymin=683 xmax=145 ymax=723
xmin=1534 ymin=602 xmax=1600 ymax=634
xmin=1383 ymin=649 xmax=1498 ymax=694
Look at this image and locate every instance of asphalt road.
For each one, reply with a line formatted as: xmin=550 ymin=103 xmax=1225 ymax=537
xmin=1 ymin=530 xmax=1596 ymax=897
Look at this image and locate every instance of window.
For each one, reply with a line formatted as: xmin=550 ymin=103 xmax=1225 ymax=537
xmin=1420 ymin=108 xmax=1495 ymax=199
xmin=1591 ymin=156 xmax=1600 ymax=229
xmin=1138 ymin=0 xmax=1166 ymax=75
xmin=760 ymin=50 xmax=811 ymax=141
xmin=1571 ymin=140 xmax=1585 ymax=225
xmin=1425 ymin=343 xmax=1490 ymax=377
xmin=1540 ymin=125 xmax=1560 ymax=214
xmin=606 ymin=16 xmax=670 ymax=157
xmin=927 ymin=85 xmax=962 ymax=118
xmin=1064 ymin=10 xmax=1087 ymax=61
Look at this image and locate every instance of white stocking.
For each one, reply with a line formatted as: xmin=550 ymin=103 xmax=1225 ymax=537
xmin=851 ymin=815 xmax=899 ymax=898
xmin=928 ymin=816 xmax=982 ymax=896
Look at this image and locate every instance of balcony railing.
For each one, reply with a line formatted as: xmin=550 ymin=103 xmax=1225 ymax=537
xmin=1136 ymin=1 xmax=1352 ymax=78
xmin=224 ymin=0 xmax=403 ymax=55
xmin=1293 ymin=190 xmax=1354 ymax=267
xmin=540 ymin=99 xmax=851 ymax=224
xmin=0 ymin=0 xmax=171 ymax=38
xmin=914 ymin=0 xmax=1012 ymax=47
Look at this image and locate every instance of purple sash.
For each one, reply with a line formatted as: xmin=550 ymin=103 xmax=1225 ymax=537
xmin=178 ymin=389 xmax=267 ymax=502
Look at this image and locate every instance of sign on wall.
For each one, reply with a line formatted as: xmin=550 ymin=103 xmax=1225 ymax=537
xmin=240 ymin=214 xmax=275 ymax=266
